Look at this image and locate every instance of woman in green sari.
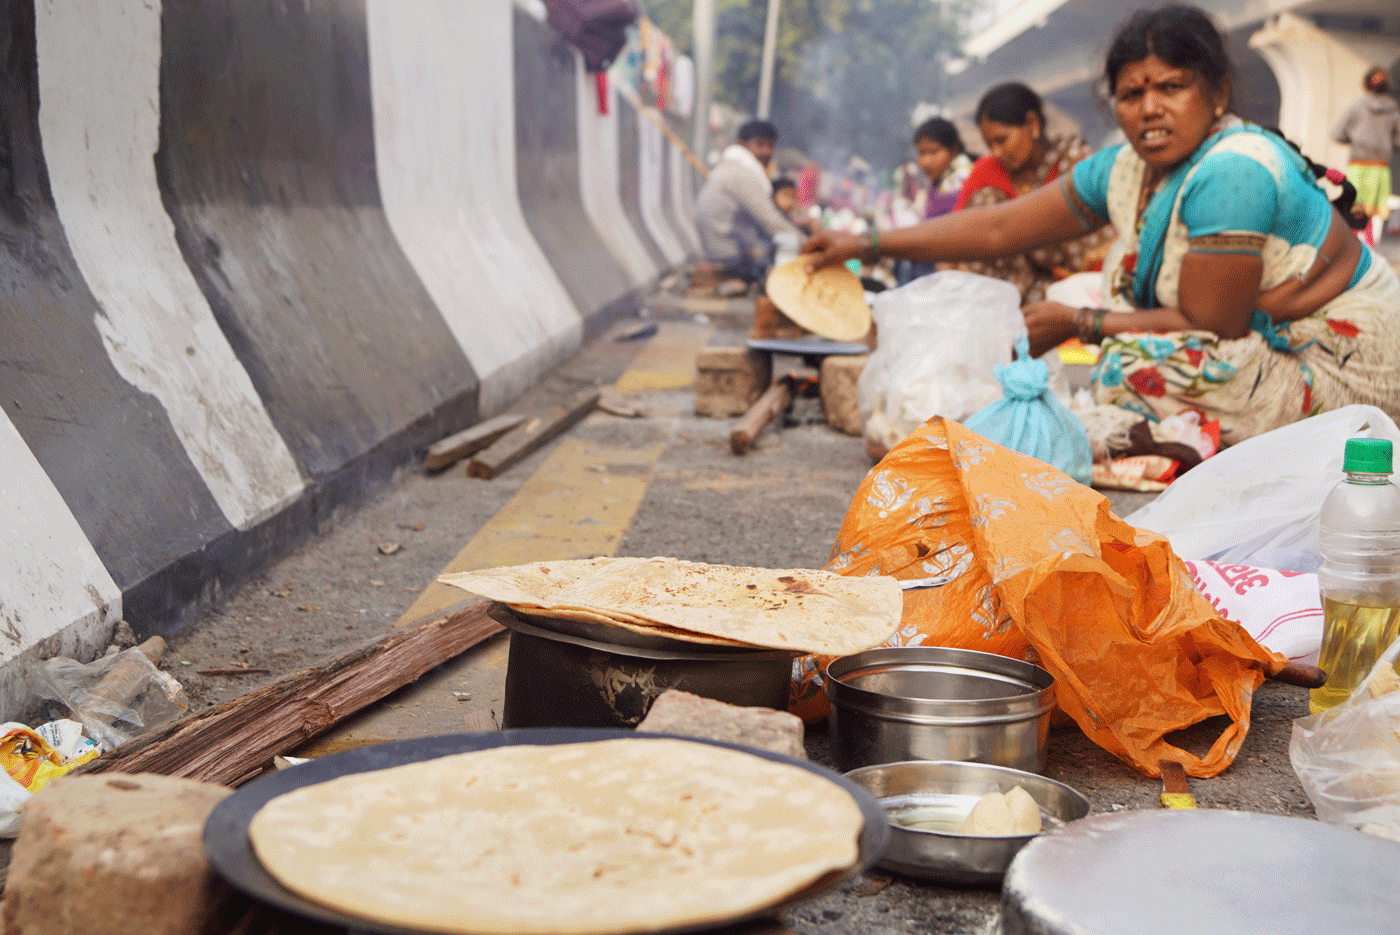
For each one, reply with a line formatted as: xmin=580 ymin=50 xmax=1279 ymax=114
xmin=802 ymin=4 xmax=1400 ymax=446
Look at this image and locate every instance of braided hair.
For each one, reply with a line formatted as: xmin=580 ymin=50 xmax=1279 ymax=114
xmin=1269 ymin=129 xmax=1365 ymax=230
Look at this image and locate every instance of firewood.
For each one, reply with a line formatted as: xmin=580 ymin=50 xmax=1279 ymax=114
xmin=423 ymin=414 xmax=526 ymax=470
xmin=71 ymin=602 xmax=502 ymax=786
xmin=467 ymin=389 xmax=600 ymax=479
xmin=730 ymin=383 xmax=793 ymax=455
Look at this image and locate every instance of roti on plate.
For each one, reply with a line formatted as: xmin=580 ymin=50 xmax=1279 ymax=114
xmin=248 ymin=738 xmax=864 ymax=935
xmin=764 ymin=257 xmax=871 ymax=342
xmin=439 ymin=556 xmax=901 ymax=655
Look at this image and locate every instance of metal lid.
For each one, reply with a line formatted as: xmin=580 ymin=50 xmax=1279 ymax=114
xmin=1002 ymin=810 xmax=1400 ymax=935
xmin=824 ymin=647 xmax=1055 ymax=725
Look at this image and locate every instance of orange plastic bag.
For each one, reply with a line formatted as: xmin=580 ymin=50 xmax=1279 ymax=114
xmin=791 ymin=417 xmax=1288 ymax=778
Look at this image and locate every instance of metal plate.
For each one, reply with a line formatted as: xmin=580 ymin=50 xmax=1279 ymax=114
xmin=205 ymin=729 xmax=889 ymax=935
xmin=745 ymin=338 xmax=870 ymax=356
xmin=1001 ymin=810 xmax=1400 ymax=935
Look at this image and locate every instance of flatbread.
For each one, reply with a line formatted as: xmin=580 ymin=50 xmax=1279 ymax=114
xmin=765 ymin=258 xmax=871 ymax=342
xmin=439 ymin=557 xmax=902 ymax=655
xmin=516 ymin=605 xmax=753 ymax=648
xmin=249 ymin=738 xmax=864 ymax=935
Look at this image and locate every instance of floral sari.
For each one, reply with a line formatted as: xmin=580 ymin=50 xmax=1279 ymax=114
xmin=1085 ymin=120 xmax=1400 ymax=445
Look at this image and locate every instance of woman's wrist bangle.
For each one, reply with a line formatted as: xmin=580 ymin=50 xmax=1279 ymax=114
xmin=1077 ymin=307 xmax=1106 ymax=344
xmin=860 ymin=228 xmax=881 ymax=265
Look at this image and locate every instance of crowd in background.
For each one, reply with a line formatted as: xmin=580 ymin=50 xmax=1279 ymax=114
xmin=696 ymin=58 xmax=1398 ymax=299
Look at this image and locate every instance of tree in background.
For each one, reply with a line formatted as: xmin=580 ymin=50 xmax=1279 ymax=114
xmin=644 ymin=0 xmax=976 ymax=173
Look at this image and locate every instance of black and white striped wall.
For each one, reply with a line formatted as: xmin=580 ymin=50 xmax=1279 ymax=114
xmin=0 ymin=0 xmax=700 ymax=717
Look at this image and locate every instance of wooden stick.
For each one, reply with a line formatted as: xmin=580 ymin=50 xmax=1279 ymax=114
xmin=641 ymin=105 xmax=709 ymax=179
xmin=730 ymin=382 xmax=792 ymax=455
xmin=1269 ymin=661 xmax=1327 ymax=689
xmin=467 ymin=389 xmax=600 ymax=480
xmin=71 ymin=602 xmax=502 ymax=786
xmin=423 ymin=414 xmax=526 ymax=470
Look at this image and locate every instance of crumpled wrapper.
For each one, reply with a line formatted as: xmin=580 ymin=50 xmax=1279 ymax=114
xmin=791 ymin=416 xmax=1287 ymax=778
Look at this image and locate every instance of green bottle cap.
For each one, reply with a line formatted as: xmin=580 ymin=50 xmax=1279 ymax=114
xmin=1344 ymin=437 xmax=1393 ymax=473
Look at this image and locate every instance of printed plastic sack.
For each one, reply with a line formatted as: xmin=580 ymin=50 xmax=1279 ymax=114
xmin=31 ymin=647 xmax=188 ymax=751
xmin=1127 ymin=405 xmax=1400 ymax=572
xmin=859 ymin=271 xmax=1024 ymax=451
xmin=1290 ymin=636 xmax=1400 ymax=838
xmin=790 ymin=417 xmax=1288 ymax=778
xmin=965 ymin=334 xmax=1092 ymax=485
xmin=0 ymin=720 xmax=100 ymax=836
xmin=1183 ymin=560 xmax=1323 ymax=665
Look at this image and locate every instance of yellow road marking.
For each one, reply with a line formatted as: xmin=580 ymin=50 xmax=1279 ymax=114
xmin=396 ymin=322 xmax=711 ymax=626
xmin=614 ymin=322 xmax=707 ymax=392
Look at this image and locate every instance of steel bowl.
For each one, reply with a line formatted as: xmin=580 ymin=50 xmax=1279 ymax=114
xmin=845 ymin=759 xmax=1090 ymax=886
xmin=825 ymin=647 xmax=1055 ymax=772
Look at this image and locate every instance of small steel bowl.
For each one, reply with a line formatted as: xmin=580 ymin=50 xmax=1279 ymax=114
xmin=825 ymin=647 xmax=1055 ymax=772
xmin=845 ymin=760 xmax=1091 ymax=886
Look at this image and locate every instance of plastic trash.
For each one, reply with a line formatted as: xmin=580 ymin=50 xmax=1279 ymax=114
xmin=858 ymin=270 xmax=1025 ymax=450
xmin=1291 ymin=635 xmax=1400 ymax=839
xmin=0 ymin=719 xmax=100 ymax=836
xmin=30 ymin=646 xmax=188 ymax=751
xmin=1126 ymin=405 xmax=1400 ymax=572
xmin=964 ymin=334 xmax=1093 ymax=485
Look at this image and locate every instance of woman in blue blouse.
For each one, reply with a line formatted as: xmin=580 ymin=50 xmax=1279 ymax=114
xmin=802 ymin=4 xmax=1400 ymax=446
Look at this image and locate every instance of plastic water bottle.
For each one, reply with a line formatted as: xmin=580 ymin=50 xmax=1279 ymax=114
xmin=1310 ymin=438 xmax=1400 ymax=713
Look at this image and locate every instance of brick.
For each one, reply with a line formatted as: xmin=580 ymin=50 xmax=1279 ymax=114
xmin=694 ymin=346 xmax=772 ymax=417
xmin=3 ymin=773 xmax=235 ymax=935
xmin=820 ymin=354 xmax=869 ymax=436
xmin=636 ymin=689 xmax=806 ymax=759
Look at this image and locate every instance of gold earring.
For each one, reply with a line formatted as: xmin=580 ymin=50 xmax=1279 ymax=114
xmin=1214 ymin=106 xmax=1224 ymax=117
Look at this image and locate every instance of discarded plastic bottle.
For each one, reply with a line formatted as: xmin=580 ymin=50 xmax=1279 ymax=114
xmin=1310 ymin=438 xmax=1400 ymax=714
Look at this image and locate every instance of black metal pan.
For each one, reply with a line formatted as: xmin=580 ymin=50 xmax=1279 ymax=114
xmin=204 ymin=729 xmax=888 ymax=935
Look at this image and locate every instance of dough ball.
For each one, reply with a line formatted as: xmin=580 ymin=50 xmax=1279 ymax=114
xmin=1006 ymin=785 xmax=1042 ymax=835
xmin=959 ymin=791 xmax=1014 ymax=836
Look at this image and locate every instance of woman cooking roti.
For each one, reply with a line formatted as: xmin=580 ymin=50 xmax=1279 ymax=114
xmin=804 ymin=4 xmax=1400 ymax=447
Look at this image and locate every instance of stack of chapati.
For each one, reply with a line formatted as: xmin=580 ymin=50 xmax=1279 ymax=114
xmin=765 ymin=257 xmax=871 ymax=342
xmin=438 ymin=556 xmax=902 ymax=655
xmin=249 ymin=737 xmax=865 ymax=935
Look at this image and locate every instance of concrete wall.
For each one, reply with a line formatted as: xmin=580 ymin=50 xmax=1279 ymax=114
xmin=0 ymin=0 xmax=691 ymax=719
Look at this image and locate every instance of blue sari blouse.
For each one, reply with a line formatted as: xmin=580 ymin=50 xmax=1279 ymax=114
xmin=1067 ymin=124 xmax=1368 ymax=309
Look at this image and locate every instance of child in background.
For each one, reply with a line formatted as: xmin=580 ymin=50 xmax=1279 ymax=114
xmin=772 ymin=178 xmax=815 ymax=234
xmin=897 ymin=118 xmax=973 ymax=284
xmin=1333 ymin=67 xmax=1400 ymax=247
xmin=914 ymin=117 xmax=973 ymax=220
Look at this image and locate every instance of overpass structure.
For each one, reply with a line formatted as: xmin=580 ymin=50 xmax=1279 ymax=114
xmin=0 ymin=0 xmax=701 ymax=717
xmin=946 ymin=0 xmax=1400 ymax=177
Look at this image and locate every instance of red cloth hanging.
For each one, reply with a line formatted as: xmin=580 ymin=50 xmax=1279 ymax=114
xmin=595 ymin=71 xmax=609 ymax=115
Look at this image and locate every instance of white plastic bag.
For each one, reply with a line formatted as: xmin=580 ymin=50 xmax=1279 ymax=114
xmin=859 ymin=271 xmax=1025 ymax=449
xmin=1126 ymin=406 xmax=1400 ymax=572
xmin=1290 ymin=636 xmax=1400 ymax=838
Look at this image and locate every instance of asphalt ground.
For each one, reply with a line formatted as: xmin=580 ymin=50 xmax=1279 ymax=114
xmin=148 ymin=296 xmax=1320 ymax=934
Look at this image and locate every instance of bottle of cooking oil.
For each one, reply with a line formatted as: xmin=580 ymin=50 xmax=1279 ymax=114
xmin=1310 ymin=438 xmax=1400 ymax=714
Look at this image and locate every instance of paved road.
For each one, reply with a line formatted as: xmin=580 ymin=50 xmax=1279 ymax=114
xmin=163 ymin=301 xmax=1318 ymax=934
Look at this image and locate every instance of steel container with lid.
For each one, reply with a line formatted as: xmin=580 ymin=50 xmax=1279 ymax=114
xmin=825 ymin=647 xmax=1055 ymax=772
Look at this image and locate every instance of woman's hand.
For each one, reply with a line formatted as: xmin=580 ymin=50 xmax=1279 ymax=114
xmin=1022 ymin=301 xmax=1079 ymax=358
xmin=800 ymin=230 xmax=863 ymax=271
